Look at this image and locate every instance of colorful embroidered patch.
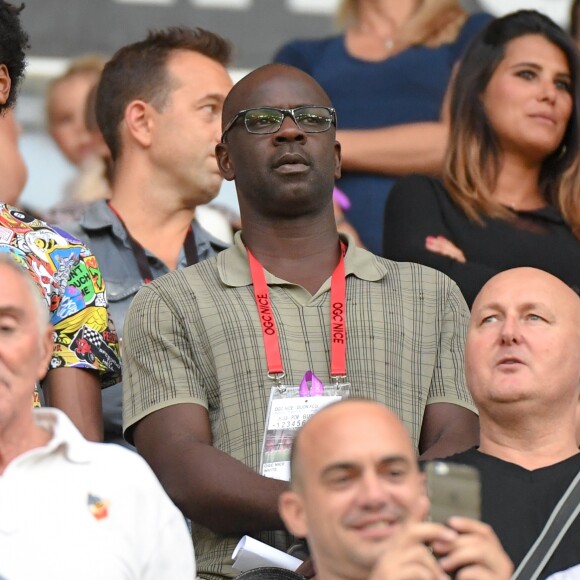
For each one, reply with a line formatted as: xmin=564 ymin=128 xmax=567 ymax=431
xmin=88 ymin=493 xmax=109 ymax=520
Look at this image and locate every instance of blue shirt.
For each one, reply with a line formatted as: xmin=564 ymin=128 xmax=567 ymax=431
xmin=274 ymin=12 xmax=492 ymax=253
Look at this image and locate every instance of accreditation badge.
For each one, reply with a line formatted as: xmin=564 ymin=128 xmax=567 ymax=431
xmin=260 ymin=371 xmax=350 ymax=481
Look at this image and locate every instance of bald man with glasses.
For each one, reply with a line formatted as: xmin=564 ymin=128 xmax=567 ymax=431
xmin=122 ymin=64 xmax=478 ymax=579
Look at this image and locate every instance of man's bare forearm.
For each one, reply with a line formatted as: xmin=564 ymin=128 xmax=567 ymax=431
xmin=43 ymin=368 xmax=103 ymax=441
xmin=133 ymin=406 xmax=289 ymax=535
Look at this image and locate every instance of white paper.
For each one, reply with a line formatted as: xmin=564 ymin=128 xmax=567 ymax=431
xmin=232 ymin=535 xmax=303 ymax=572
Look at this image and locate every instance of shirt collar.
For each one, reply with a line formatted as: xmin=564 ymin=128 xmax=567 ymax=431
xmin=79 ymin=198 xmax=118 ymax=231
xmin=79 ymin=199 xmax=228 ymax=256
xmin=218 ymin=230 xmax=386 ymax=288
xmin=33 ymin=407 xmax=92 ymax=464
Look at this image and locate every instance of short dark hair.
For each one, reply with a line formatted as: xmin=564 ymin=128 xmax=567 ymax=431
xmin=96 ymin=26 xmax=232 ymax=161
xmin=0 ymin=1 xmax=29 ymax=112
xmin=444 ymin=10 xmax=580 ymax=238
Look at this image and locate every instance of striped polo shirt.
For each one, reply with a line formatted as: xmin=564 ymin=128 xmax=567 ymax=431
xmin=123 ymin=232 xmax=474 ymax=579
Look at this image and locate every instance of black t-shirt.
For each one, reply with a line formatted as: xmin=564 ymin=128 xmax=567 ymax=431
xmin=382 ymin=174 xmax=580 ymax=307
xmin=445 ymin=448 xmax=580 ymax=578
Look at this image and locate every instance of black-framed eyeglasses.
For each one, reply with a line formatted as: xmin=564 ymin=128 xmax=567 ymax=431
xmin=221 ymin=106 xmax=336 ymax=142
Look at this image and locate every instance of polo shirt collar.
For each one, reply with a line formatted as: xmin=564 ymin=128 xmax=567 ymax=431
xmin=79 ymin=198 xmax=117 ymax=230
xmin=33 ymin=408 xmax=92 ymax=464
xmin=79 ymin=198 xmax=228 ymax=256
xmin=218 ymin=231 xmax=385 ymax=288
xmin=78 ymin=199 xmax=131 ymax=246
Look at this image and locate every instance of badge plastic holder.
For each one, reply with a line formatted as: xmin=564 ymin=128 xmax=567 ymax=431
xmin=260 ymin=371 xmax=350 ymax=481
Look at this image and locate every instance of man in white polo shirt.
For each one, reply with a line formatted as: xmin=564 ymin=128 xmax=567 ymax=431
xmin=0 ymin=255 xmax=194 ymax=579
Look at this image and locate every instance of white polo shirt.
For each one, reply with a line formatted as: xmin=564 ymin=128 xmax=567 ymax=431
xmin=0 ymin=408 xmax=195 ymax=579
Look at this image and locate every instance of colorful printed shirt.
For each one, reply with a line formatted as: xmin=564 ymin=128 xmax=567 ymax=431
xmin=0 ymin=204 xmax=121 ymax=389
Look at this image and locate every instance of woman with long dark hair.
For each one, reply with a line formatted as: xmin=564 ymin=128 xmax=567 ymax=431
xmin=383 ymin=10 xmax=580 ymax=307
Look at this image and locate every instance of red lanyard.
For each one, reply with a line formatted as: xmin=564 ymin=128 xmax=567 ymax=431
xmin=247 ymin=242 xmax=347 ymax=382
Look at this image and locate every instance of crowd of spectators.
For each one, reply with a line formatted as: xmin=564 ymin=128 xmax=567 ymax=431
xmin=0 ymin=0 xmax=579 ymax=579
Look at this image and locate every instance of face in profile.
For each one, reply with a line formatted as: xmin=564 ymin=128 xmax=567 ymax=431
xmin=0 ymin=262 xmax=53 ymax=429
xmin=466 ymin=268 xmax=580 ymax=419
xmin=279 ymin=401 xmax=427 ymax=579
xmin=481 ymin=34 xmax=573 ymax=163
xmin=147 ymin=50 xmax=232 ymax=207
xmin=48 ymin=72 xmax=100 ymax=166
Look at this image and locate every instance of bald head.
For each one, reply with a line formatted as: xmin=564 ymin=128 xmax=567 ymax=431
xmin=290 ymin=400 xmax=417 ymax=490
xmin=467 ymin=268 xmax=580 ymax=431
xmin=216 ymin=63 xmax=341 ymax=222
xmin=472 ymin=268 xmax=580 ymax=327
xmin=222 ymin=63 xmax=332 ymax=131
xmin=279 ymin=400 xmax=426 ymax=580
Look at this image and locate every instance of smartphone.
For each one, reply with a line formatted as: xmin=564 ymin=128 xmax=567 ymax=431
xmin=424 ymin=461 xmax=481 ymax=524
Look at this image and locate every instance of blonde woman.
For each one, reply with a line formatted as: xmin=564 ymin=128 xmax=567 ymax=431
xmin=45 ymin=55 xmax=110 ymax=222
xmin=46 ymin=54 xmax=105 ymax=167
xmin=274 ymin=0 xmax=491 ymax=253
xmin=383 ymin=11 xmax=580 ymax=307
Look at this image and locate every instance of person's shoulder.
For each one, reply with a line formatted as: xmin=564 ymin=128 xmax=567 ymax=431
xmin=139 ymin=252 xmax=221 ymax=297
xmin=386 ymin=175 xmax=451 ymax=224
xmin=370 ymin=250 xmax=463 ymax=291
xmin=463 ymin=11 xmax=494 ymax=30
xmin=274 ymin=35 xmax=342 ymax=68
xmin=276 ymin=35 xmax=340 ymax=53
xmin=0 ymin=203 xmax=83 ymax=246
xmin=0 ymin=203 xmax=45 ymax=229
xmin=58 ymin=219 xmax=82 ymax=240
xmin=82 ymin=442 xmax=175 ymax=499
xmin=453 ymin=11 xmax=493 ymax=52
xmin=441 ymin=448 xmax=519 ymax=475
xmin=9 ymin=206 xmax=94 ymax=253
xmin=193 ymin=218 xmax=230 ymax=253
xmin=438 ymin=447 xmax=481 ymax=465
xmin=369 ymin=254 xmax=469 ymax=313
xmin=56 ymin=213 xmax=90 ymax=242
xmin=85 ymin=441 xmax=157 ymax=477
xmin=50 ymin=223 xmax=96 ymax=253
xmin=390 ymin=174 xmax=446 ymax=197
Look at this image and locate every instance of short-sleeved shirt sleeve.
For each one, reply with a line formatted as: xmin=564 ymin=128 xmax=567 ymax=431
xmin=123 ymin=236 xmax=476 ymax=448
xmin=0 ymin=204 xmax=121 ymax=387
xmin=121 ymin=236 xmax=476 ymax=578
